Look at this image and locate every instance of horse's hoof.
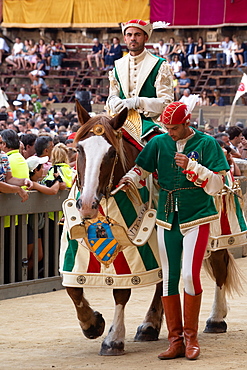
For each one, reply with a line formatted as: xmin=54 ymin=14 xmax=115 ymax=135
xmin=134 ymin=324 xmax=159 ymax=341
xmin=99 ymin=341 xmax=125 ymax=356
xmin=203 ymin=319 xmax=227 ymax=333
xmin=82 ymin=311 xmax=105 ymax=339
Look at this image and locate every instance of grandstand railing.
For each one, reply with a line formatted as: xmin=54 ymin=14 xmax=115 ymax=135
xmin=0 ymin=190 xmax=69 ymax=300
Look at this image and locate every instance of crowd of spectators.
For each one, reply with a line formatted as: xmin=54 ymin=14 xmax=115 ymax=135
xmin=0 ymin=103 xmax=79 ymax=280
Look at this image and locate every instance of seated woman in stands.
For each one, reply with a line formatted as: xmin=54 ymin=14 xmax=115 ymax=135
xmin=104 ymin=37 xmax=122 ymax=70
xmin=197 ymin=90 xmax=210 ymax=106
xmin=170 ymin=54 xmax=182 ymax=78
xmin=233 ymin=36 xmax=245 ymax=67
xmin=188 ymin=36 xmax=206 ymax=69
xmin=164 ymin=37 xmax=177 ymax=63
xmin=46 ymin=39 xmax=57 ymax=68
xmin=212 ymin=89 xmax=225 ymax=106
xmin=173 ymin=39 xmax=186 ymax=67
xmin=24 ymin=39 xmax=38 ymax=69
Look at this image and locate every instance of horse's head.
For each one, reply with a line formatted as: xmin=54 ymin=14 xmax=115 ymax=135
xmin=74 ymin=100 xmax=128 ymax=219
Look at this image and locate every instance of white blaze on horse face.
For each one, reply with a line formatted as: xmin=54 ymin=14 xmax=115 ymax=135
xmin=78 ymin=135 xmax=111 ymax=218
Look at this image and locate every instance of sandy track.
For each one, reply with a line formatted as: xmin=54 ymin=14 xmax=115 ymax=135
xmin=0 ymin=257 xmax=247 ymax=370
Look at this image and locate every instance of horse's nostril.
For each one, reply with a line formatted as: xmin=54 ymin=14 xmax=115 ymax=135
xmin=76 ymin=198 xmax=82 ymax=210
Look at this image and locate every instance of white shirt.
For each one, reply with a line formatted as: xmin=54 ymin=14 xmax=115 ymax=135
xmin=0 ymin=38 xmax=9 ymax=52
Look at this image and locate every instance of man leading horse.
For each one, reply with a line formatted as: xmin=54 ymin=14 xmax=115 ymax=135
xmin=106 ymin=19 xmax=174 ymax=144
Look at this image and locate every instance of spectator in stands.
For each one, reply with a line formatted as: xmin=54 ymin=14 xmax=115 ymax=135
xmin=185 ymin=37 xmax=195 ymax=67
xmin=212 ymin=89 xmax=225 ymax=106
xmin=17 ymin=88 xmax=31 ymax=103
xmin=174 ymin=39 xmax=186 ymax=67
xmin=226 ymin=126 xmax=242 ymax=158
xmin=197 ymin=90 xmax=210 ymax=106
xmin=153 ymin=39 xmax=167 ymax=58
xmin=188 ymin=36 xmax=206 ymax=69
xmin=104 ymin=37 xmax=122 ymax=70
xmin=31 ymin=75 xmax=49 ymax=99
xmin=35 ymin=135 xmax=54 ymax=175
xmin=164 ymin=37 xmax=177 ymax=62
xmin=43 ymin=92 xmax=60 ymax=107
xmin=52 ymin=39 xmax=66 ymax=70
xmin=0 ymin=129 xmax=30 ymax=179
xmin=19 ymin=39 xmax=31 ymax=69
xmin=179 ymin=88 xmax=197 ymax=106
xmin=233 ymin=36 xmax=246 ymax=67
xmin=5 ymin=37 xmax=24 ymax=69
xmin=20 ymin=133 xmax=37 ymax=159
xmin=24 ymin=39 xmax=38 ymax=69
xmin=87 ymin=38 xmax=103 ymax=70
xmin=29 ymin=53 xmax=46 ymax=81
xmin=216 ymin=36 xmax=233 ymax=68
xmin=37 ymin=38 xmax=47 ymax=60
xmin=101 ymin=39 xmax=111 ymax=68
xmin=0 ymin=36 xmax=10 ymax=65
xmin=46 ymin=39 xmax=56 ymax=68
xmin=175 ymin=71 xmax=191 ymax=100
xmin=170 ymin=54 xmax=182 ymax=77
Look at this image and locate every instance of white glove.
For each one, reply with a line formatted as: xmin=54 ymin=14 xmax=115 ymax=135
xmin=122 ymin=97 xmax=139 ymax=110
xmin=108 ymin=96 xmax=125 ymax=114
xmin=108 ymin=96 xmax=139 ymax=114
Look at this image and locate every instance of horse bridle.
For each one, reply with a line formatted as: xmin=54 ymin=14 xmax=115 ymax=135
xmin=75 ymin=123 xmax=121 ymax=201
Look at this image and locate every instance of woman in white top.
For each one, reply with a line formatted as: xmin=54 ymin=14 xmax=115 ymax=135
xmin=170 ymin=54 xmax=182 ymax=77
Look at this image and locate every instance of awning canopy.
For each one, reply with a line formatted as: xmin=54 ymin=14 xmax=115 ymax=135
xmin=1 ymin=0 xmax=150 ymax=28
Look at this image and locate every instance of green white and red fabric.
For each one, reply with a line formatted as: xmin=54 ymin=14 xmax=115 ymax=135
xmin=60 ymin=186 xmax=162 ymax=289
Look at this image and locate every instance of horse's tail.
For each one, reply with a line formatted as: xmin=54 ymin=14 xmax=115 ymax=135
xmin=203 ymin=250 xmax=245 ymax=297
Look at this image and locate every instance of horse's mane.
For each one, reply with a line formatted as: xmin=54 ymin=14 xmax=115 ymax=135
xmin=74 ymin=114 xmax=127 ymax=170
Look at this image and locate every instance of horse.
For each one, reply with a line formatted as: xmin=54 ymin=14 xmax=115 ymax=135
xmin=60 ymin=101 xmax=244 ymax=355
xmin=60 ymin=101 xmax=163 ymax=356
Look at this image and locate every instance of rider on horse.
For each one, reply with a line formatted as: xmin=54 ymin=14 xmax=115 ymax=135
xmin=106 ymin=19 xmax=174 ymax=144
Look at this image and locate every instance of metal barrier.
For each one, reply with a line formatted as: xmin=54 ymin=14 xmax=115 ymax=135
xmin=0 ymin=190 xmax=69 ymax=300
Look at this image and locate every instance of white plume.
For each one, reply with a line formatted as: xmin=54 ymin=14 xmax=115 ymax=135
xmin=152 ymin=21 xmax=170 ymax=29
xmin=186 ymin=94 xmax=199 ymax=114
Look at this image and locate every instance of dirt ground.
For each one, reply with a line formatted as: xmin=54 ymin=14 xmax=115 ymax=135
xmin=1 ymin=257 xmax=247 ymax=370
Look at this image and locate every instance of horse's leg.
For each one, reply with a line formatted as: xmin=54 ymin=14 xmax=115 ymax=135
xmin=204 ymin=285 xmax=228 ymax=333
xmin=134 ymin=281 xmax=163 ymax=341
xmin=203 ymin=250 xmax=229 ymax=333
xmin=66 ymin=287 xmax=105 ymax=339
xmin=100 ymin=288 xmax=131 ymax=356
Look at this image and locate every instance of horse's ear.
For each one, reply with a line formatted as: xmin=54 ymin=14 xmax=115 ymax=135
xmin=109 ymin=107 xmax=128 ymax=130
xmin=75 ymin=99 xmax=91 ymax=125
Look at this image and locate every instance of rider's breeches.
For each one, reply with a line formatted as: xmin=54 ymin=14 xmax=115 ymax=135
xmin=157 ymin=214 xmax=210 ymax=297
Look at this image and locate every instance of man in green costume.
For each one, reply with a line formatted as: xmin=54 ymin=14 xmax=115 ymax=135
xmin=106 ymin=19 xmax=173 ymax=143
xmin=119 ymin=101 xmax=230 ymax=360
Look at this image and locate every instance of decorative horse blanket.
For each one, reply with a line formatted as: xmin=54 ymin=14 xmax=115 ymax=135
xmin=59 ymin=185 xmax=162 ymax=289
xmin=208 ymin=175 xmax=247 ymax=251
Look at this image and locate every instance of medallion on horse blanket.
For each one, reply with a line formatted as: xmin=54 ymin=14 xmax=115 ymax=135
xmin=60 ymin=187 xmax=162 ymax=289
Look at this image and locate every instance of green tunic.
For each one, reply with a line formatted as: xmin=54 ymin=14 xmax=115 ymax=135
xmin=136 ymin=129 xmax=230 ymax=230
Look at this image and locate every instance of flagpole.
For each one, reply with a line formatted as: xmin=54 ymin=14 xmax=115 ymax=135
xmin=227 ymin=73 xmax=247 ymax=127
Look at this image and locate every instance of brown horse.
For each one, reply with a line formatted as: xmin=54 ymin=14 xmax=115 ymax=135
xmin=61 ymin=101 xmax=244 ymax=356
xmin=61 ymin=101 xmax=163 ymax=356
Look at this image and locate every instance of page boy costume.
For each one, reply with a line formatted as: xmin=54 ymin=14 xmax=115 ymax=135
xmin=122 ymin=101 xmax=230 ymax=360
